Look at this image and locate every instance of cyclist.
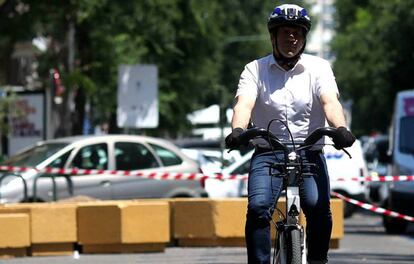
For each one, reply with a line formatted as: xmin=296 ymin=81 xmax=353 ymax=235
xmin=225 ymin=4 xmax=355 ymax=264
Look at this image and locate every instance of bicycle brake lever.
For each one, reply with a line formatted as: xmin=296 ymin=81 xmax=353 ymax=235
xmin=342 ymin=148 xmax=352 ymax=159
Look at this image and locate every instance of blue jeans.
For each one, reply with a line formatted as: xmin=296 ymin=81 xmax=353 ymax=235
xmin=245 ymin=150 xmax=332 ymax=264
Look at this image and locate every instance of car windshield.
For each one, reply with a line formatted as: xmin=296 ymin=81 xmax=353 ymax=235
xmin=1 ymin=143 xmax=69 ymax=167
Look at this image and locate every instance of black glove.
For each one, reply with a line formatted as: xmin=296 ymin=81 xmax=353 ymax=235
xmin=333 ymin=126 xmax=356 ymax=149
xmin=225 ymin=127 xmax=244 ymax=149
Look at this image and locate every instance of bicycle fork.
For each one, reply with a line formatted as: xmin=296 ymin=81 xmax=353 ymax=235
xmin=275 ymin=186 xmax=307 ymax=264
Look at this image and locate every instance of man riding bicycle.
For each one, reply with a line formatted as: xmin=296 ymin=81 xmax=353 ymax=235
xmin=225 ymin=4 xmax=355 ymax=264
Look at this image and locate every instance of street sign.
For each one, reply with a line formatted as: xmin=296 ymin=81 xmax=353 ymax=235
xmin=117 ymin=64 xmax=158 ymax=128
xmin=8 ymin=92 xmax=44 ymax=155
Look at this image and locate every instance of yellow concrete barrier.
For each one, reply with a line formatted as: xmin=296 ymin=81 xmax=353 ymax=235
xmin=272 ymin=198 xmax=343 ymax=248
xmin=172 ymin=198 xmax=246 ymax=246
xmin=172 ymin=198 xmax=344 ymax=248
xmin=4 ymin=203 xmax=77 ymax=256
xmin=0 ymin=213 xmax=30 ymax=258
xmin=77 ymin=200 xmax=170 ymax=253
xmin=330 ymin=198 xmax=344 ymax=248
xmin=0 ymin=197 xmax=343 ymax=257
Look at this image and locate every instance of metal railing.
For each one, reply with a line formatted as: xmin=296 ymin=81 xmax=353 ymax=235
xmin=0 ymin=172 xmax=28 ymax=201
xmin=32 ymin=173 xmax=73 ymax=202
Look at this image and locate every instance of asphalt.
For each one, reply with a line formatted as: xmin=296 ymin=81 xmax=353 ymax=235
xmin=1 ymin=210 xmax=414 ymax=264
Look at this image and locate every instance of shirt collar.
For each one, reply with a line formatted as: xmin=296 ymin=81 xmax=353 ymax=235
xmin=268 ymin=53 xmax=302 ymax=72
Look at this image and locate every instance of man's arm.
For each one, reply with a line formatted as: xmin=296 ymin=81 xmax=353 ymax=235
xmin=320 ymin=90 xmax=356 ymax=149
xmin=320 ymin=90 xmax=347 ymax=128
xmin=231 ymin=94 xmax=256 ymax=129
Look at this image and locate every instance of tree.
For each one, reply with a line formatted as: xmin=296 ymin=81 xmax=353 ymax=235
xmin=332 ymin=0 xmax=414 ymax=136
xmin=0 ymin=0 xmax=306 ymax=138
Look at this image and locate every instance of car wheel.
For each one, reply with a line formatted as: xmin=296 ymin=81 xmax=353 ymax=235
xmin=382 ymin=200 xmax=408 ymax=234
xmin=383 ymin=215 xmax=408 ymax=234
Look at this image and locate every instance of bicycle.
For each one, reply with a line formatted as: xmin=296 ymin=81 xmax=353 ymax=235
xmin=232 ymin=122 xmax=350 ymax=264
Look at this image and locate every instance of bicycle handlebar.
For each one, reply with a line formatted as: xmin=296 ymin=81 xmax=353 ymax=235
xmin=238 ymin=127 xmax=289 ymax=152
xmin=303 ymin=127 xmax=339 ymax=146
xmin=237 ymin=126 xmax=340 ymax=151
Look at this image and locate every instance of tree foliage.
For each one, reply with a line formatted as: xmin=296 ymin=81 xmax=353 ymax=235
xmin=0 ymin=0 xmax=307 ymax=137
xmin=332 ymin=0 xmax=414 ymax=136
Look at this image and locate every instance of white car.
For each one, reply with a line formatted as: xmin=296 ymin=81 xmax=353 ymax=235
xmin=180 ymin=148 xmax=242 ymax=174
xmin=210 ymin=139 xmax=368 ymax=217
xmin=0 ymin=135 xmax=207 ymax=203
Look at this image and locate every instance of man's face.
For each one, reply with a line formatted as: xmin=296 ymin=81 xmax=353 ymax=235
xmin=273 ymin=25 xmax=305 ymax=58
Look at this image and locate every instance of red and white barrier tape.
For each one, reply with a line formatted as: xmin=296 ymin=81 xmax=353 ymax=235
xmin=331 ymin=191 xmax=414 ymax=222
xmin=333 ymin=175 xmax=414 ymax=182
xmin=2 ymin=165 xmax=413 ymax=222
xmin=1 ymin=165 xmax=414 ymax=182
xmin=0 ymin=165 xmax=248 ymax=181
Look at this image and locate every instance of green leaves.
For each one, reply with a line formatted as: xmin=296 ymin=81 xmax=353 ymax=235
xmin=0 ymin=0 xmax=303 ymax=136
xmin=332 ymin=0 xmax=414 ymax=135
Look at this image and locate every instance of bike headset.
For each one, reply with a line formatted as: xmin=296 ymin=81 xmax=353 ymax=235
xmin=267 ymin=4 xmax=312 ymax=68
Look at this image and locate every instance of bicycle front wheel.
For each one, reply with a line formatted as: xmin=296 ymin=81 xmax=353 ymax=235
xmin=287 ymin=228 xmax=302 ymax=264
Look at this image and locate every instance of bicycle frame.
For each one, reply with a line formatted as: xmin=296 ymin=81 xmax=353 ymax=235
xmin=235 ymin=126 xmax=343 ymax=264
xmin=273 ymin=150 xmax=308 ymax=264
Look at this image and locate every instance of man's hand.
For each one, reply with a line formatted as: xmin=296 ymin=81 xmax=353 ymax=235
xmin=225 ymin=128 xmax=244 ymax=149
xmin=333 ymin=126 xmax=356 ymax=149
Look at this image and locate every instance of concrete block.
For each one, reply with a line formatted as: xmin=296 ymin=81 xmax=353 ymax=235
xmin=173 ymin=198 xmax=250 ymax=246
xmin=4 ymin=202 xmax=78 ymax=256
xmin=77 ymin=200 xmax=169 ymax=253
xmin=30 ymin=243 xmax=74 ymax=256
xmin=0 ymin=213 xmax=30 ymax=248
xmin=0 ymin=213 xmax=30 ymax=258
xmin=331 ymin=198 xmax=344 ymax=239
xmin=30 ymin=204 xmax=77 ymax=243
xmin=172 ymin=198 xmax=216 ymax=239
xmin=77 ymin=204 xmax=121 ymax=244
xmin=173 ymin=197 xmax=344 ymax=248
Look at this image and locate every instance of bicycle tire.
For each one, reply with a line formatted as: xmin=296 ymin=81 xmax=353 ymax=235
xmin=287 ymin=229 xmax=302 ymax=264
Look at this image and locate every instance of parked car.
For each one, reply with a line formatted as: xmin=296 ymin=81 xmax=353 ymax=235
xmin=173 ymin=138 xmax=245 ymax=197
xmin=381 ymin=90 xmax=414 ymax=233
xmin=323 ymin=139 xmax=368 ymax=217
xmin=180 ymin=148 xmax=242 ymax=174
xmin=0 ymin=135 xmax=207 ymax=203
xmin=362 ymin=134 xmax=389 ymax=205
xmin=208 ymin=139 xmax=368 ymax=218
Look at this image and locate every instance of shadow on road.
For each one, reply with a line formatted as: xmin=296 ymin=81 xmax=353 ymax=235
xmin=330 ymin=252 xmax=414 ymax=264
xmin=328 ymin=210 xmax=414 ymax=263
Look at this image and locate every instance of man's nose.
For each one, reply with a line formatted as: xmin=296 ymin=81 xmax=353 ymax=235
xmin=287 ymin=33 xmax=296 ymax=41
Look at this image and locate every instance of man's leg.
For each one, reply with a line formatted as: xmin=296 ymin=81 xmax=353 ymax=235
xmin=245 ymin=151 xmax=283 ymax=264
xmin=301 ymin=151 xmax=332 ymax=263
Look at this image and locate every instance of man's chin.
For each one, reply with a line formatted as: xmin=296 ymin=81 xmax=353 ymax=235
xmin=282 ymin=52 xmax=297 ymax=58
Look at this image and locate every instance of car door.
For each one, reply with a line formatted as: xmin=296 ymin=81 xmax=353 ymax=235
xmin=66 ymin=143 xmax=114 ymax=200
xmin=110 ymin=141 xmax=164 ymax=199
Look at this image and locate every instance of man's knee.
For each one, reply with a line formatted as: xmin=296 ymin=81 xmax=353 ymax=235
xmin=247 ymin=195 xmax=274 ymax=223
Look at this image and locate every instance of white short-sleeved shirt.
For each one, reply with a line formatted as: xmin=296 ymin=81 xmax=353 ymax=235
xmin=236 ymin=53 xmax=339 ymax=144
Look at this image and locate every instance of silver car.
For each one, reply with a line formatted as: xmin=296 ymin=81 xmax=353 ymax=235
xmin=0 ymin=135 xmax=207 ymax=203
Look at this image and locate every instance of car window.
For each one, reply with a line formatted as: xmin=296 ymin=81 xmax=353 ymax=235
xmin=115 ymin=142 xmax=159 ymax=170
xmin=399 ymin=116 xmax=414 ymax=154
xmin=149 ymin=143 xmax=182 ymax=166
xmin=71 ymin=143 xmax=108 ymax=170
xmin=48 ymin=151 xmax=72 ymax=168
xmin=2 ymin=143 xmax=69 ymax=167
